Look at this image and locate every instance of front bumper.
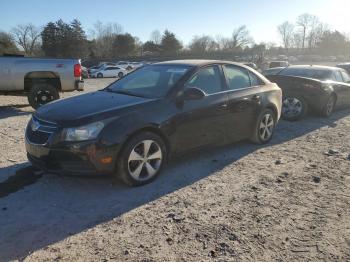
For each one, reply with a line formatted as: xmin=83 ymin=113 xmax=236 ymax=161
xmin=25 ymin=137 xmax=119 ymax=176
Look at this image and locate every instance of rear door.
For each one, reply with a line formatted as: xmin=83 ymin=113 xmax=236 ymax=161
xmin=222 ymin=64 xmax=262 ymax=141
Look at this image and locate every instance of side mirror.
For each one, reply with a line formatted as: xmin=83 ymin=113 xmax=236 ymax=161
xmin=181 ymin=87 xmax=205 ymax=100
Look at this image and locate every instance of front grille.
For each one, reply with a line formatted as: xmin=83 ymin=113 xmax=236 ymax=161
xmin=26 ymin=115 xmax=59 ymax=145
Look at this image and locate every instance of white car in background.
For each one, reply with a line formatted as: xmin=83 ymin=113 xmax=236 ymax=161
xmin=130 ymin=62 xmax=144 ymax=69
xmin=91 ymin=66 xmax=128 ymax=78
xmin=116 ymin=61 xmax=134 ymax=70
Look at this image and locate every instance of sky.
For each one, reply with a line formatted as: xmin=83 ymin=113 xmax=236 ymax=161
xmin=1 ymin=0 xmax=349 ymax=45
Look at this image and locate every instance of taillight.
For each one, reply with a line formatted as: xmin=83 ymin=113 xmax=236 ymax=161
xmin=74 ymin=64 xmax=82 ymax=77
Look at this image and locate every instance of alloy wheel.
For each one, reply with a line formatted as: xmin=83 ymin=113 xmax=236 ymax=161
xmin=127 ymin=140 xmax=163 ymax=181
xmin=282 ymin=97 xmax=303 ymax=119
xmin=258 ymin=113 xmax=274 ymax=142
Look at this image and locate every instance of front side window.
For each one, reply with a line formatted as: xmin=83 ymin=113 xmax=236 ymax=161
xmin=223 ymin=65 xmax=251 ymax=90
xmin=106 ymin=65 xmax=191 ymax=98
xmin=186 ymin=66 xmax=223 ymax=94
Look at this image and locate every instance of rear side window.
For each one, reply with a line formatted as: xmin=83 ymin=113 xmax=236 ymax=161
xmin=187 ymin=66 xmax=223 ymax=94
xmin=223 ymin=65 xmax=251 ymax=90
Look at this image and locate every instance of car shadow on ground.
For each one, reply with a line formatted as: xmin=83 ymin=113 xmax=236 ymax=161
xmin=0 ymin=109 xmax=349 ymax=261
xmin=0 ymin=104 xmax=32 ymax=120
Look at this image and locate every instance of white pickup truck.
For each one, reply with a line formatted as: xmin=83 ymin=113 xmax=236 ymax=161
xmin=0 ymin=56 xmax=84 ymax=109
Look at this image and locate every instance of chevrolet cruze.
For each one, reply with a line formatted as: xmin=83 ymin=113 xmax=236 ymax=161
xmin=25 ymin=60 xmax=282 ymax=186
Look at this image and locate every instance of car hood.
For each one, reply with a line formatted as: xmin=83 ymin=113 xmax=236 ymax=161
xmin=35 ymin=91 xmax=156 ymax=126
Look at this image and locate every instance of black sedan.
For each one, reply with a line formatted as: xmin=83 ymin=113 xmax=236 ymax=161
xmin=336 ymin=63 xmax=350 ymax=74
xmin=267 ymin=65 xmax=350 ymax=121
xmin=25 ymin=60 xmax=282 ymax=186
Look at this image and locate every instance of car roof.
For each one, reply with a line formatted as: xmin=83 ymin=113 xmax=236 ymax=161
xmin=264 ymin=67 xmax=285 ymax=71
xmin=154 ymin=59 xmax=250 ymax=67
xmin=285 ymin=65 xmax=340 ymax=71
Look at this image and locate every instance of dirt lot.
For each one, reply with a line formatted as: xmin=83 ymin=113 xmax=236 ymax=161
xmin=1 ymin=77 xmax=350 ymax=261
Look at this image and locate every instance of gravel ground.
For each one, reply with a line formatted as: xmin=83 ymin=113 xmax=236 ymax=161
xmin=0 ymin=77 xmax=350 ymax=261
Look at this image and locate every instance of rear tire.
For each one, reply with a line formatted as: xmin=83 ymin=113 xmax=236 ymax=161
xmin=28 ymin=84 xmax=59 ymax=109
xmin=116 ymin=132 xmax=167 ymax=186
xmin=250 ymin=109 xmax=276 ymax=144
xmin=282 ymin=96 xmax=308 ymax=121
xmin=320 ymin=94 xmax=336 ymax=117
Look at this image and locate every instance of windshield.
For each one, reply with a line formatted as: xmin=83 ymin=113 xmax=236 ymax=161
xmin=279 ymin=67 xmax=332 ymax=81
xmin=105 ymin=65 xmax=191 ymax=98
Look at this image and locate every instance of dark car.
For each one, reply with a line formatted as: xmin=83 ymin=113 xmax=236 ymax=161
xmin=244 ymin=63 xmax=258 ymax=70
xmin=336 ymin=63 xmax=350 ymax=74
xmin=269 ymin=61 xmax=289 ymax=68
xmin=262 ymin=67 xmax=286 ymax=76
xmin=25 ymin=60 xmax=282 ymax=186
xmin=267 ymin=65 xmax=350 ymax=121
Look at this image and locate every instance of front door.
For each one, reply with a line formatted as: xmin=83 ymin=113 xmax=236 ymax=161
xmin=171 ymin=65 xmax=231 ymax=152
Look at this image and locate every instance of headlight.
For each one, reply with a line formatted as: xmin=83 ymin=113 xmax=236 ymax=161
xmin=64 ymin=121 xmax=104 ymax=141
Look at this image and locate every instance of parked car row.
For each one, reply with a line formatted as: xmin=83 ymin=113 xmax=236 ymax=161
xmin=24 ymin=59 xmax=350 ymax=187
xmin=86 ymin=61 xmax=145 ymax=79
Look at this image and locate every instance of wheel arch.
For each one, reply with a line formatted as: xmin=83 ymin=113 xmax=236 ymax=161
xmin=117 ymin=125 xmax=171 ymax=161
xmin=24 ymin=71 xmax=62 ymax=92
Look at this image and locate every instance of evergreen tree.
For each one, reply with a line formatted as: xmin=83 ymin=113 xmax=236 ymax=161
xmin=112 ymin=33 xmax=136 ymax=57
xmin=160 ymin=30 xmax=182 ymax=54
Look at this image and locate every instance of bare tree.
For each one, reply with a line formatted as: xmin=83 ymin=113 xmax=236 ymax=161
xmin=277 ymin=21 xmax=294 ymax=50
xmin=308 ymin=21 xmax=328 ymax=49
xmin=296 ymin=13 xmax=317 ymax=49
xmin=90 ymin=21 xmax=123 ymax=58
xmin=150 ymin=30 xmax=161 ymax=45
xmin=215 ymin=35 xmax=231 ymax=50
xmin=189 ymin=35 xmax=218 ymax=52
xmin=11 ymin=24 xmax=41 ymax=56
xmin=231 ymin=26 xmax=254 ymax=50
xmin=215 ymin=26 xmax=253 ymax=51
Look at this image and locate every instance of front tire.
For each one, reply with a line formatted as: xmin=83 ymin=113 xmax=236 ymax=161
xmin=28 ymin=84 xmax=59 ymax=109
xmin=282 ymin=96 xmax=308 ymax=121
xmin=118 ymin=72 xmax=124 ymax=78
xmin=116 ymin=132 xmax=167 ymax=186
xmin=97 ymin=73 xmax=103 ymax=78
xmin=250 ymin=109 xmax=276 ymax=144
xmin=321 ymin=94 xmax=336 ymax=117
